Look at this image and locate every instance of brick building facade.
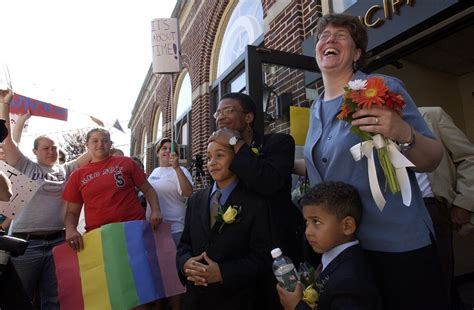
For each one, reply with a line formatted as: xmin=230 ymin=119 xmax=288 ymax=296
xmin=129 ymin=0 xmax=474 ymax=186
xmin=128 ymin=0 xmax=474 ymax=304
xmin=128 ymin=0 xmax=322 ymax=182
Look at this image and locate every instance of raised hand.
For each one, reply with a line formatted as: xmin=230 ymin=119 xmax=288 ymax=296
xmin=0 ymin=89 xmax=13 ymax=104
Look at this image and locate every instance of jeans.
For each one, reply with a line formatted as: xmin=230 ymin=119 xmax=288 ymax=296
xmin=11 ymin=235 xmax=64 ymax=310
xmin=171 ymin=231 xmax=183 ymax=248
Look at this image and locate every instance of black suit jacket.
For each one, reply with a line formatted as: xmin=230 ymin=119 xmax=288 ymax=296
xmin=230 ymin=131 xmax=303 ymax=264
xmin=176 ymin=182 xmax=271 ymax=310
xmin=296 ymin=244 xmax=382 ymax=310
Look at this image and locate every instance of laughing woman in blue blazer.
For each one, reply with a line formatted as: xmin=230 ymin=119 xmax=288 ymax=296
xmin=294 ymin=13 xmax=447 ymax=310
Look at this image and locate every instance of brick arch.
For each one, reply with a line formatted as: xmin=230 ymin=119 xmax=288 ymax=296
xmin=186 ymin=0 xmax=234 ymax=159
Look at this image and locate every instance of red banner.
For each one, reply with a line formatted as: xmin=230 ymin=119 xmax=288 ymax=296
xmin=10 ymin=94 xmax=68 ymax=121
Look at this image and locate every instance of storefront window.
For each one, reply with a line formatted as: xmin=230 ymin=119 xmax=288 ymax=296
xmin=230 ymin=71 xmax=246 ymax=93
xmin=331 ymin=0 xmax=357 ymax=13
xmin=217 ymin=0 xmax=263 ymax=76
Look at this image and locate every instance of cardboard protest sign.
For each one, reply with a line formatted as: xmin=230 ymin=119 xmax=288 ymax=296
xmin=10 ymin=93 xmax=68 ymax=121
xmin=151 ymin=18 xmax=181 ymax=73
xmin=0 ymin=161 xmax=40 ymax=218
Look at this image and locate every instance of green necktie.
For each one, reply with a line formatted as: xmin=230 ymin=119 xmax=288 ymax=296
xmin=210 ymin=190 xmax=222 ymax=228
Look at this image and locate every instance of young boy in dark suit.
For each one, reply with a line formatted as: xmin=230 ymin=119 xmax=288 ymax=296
xmin=176 ymin=139 xmax=270 ymax=310
xmin=277 ymin=181 xmax=381 ymax=310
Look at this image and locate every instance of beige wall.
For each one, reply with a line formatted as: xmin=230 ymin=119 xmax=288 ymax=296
xmin=376 ymin=60 xmax=473 ymax=142
xmin=458 ymin=72 xmax=474 ymax=142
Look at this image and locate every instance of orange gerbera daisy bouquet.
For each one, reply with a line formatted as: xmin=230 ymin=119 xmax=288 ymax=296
xmin=337 ymin=77 xmax=407 ymax=202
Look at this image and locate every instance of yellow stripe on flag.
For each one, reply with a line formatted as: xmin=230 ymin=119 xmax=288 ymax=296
xmin=78 ymin=229 xmax=112 ymax=310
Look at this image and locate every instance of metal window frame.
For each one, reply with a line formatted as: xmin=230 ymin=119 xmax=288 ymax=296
xmin=210 ymin=45 xmax=319 ymax=133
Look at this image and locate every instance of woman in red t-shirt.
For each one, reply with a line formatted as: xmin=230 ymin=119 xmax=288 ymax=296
xmin=63 ymin=128 xmax=162 ymax=251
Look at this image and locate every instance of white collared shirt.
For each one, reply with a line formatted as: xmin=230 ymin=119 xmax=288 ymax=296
xmin=321 ymin=240 xmax=359 ymax=271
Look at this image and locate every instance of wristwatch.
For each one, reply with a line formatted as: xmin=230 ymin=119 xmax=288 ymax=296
xmin=397 ymin=126 xmax=415 ymax=153
xmin=228 ymin=136 xmax=241 ymax=146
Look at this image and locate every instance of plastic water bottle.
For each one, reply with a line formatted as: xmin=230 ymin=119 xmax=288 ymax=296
xmin=271 ymin=247 xmax=299 ymax=292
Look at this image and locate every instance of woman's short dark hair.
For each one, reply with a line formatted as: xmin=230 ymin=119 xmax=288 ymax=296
xmin=156 ymin=138 xmax=179 ymax=156
xmin=221 ymin=93 xmax=257 ymax=117
xmin=315 ymin=13 xmax=369 ymax=70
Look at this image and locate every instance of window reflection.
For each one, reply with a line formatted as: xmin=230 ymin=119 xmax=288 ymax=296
xmin=331 ymin=0 xmax=357 ymax=13
xmin=217 ymin=0 xmax=263 ymax=76
xmin=176 ymin=73 xmax=192 ymax=120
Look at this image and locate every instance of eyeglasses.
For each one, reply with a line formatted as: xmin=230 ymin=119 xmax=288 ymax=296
xmin=39 ymin=146 xmax=58 ymax=152
xmin=213 ymin=107 xmax=248 ymax=119
xmin=317 ymin=31 xmax=350 ymax=42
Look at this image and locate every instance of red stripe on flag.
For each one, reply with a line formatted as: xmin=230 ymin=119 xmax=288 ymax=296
xmin=52 ymin=243 xmax=84 ymax=310
xmin=154 ymin=223 xmax=186 ymax=296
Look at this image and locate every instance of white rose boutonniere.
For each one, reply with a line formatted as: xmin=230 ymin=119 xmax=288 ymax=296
xmin=215 ymin=205 xmax=242 ymax=233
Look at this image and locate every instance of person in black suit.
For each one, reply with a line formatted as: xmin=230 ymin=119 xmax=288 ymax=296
xmin=277 ymin=182 xmax=381 ymax=310
xmin=176 ymin=139 xmax=270 ymax=310
xmin=209 ymin=92 xmax=304 ymax=309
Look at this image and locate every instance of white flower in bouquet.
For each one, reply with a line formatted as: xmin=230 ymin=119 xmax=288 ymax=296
xmin=347 ymin=79 xmax=367 ymax=91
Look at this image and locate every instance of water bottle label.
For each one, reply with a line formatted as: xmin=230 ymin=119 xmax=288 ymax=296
xmin=275 ymin=263 xmax=298 ymax=292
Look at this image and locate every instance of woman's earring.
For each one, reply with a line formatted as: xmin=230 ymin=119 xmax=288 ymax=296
xmin=352 ymin=61 xmax=358 ymax=71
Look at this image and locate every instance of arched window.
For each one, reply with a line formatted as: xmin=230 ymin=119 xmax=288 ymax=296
xmin=176 ymin=73 xmax=192 ymax=121
xmin=153 ymin=111 xmax=163 ymax=142
xmin=151 ymin=111 xmax=163 ymax=168
xmin=216 ymin=0 xmax=263 ymax=76
xmin=141 ymin=130 xmax=148 ymax=172
xmin=174 ymin=71 xmax=192 ymax=165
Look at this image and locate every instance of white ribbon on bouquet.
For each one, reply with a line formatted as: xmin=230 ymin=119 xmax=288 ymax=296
xmin=350 ymin=134 xmax=415 ymax=211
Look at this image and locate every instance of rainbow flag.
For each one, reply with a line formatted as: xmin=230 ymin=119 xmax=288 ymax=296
xmin=53 ymin=221 xmax=185 ymax=310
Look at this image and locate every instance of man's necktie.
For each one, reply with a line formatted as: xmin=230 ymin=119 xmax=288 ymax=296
xmin=209 ymin=190 xmax=222 ymax=228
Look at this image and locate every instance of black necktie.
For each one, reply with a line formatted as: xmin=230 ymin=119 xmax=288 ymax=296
xmin=210 ymin=190 xmax=222 ymax=228
xmin=315 ymin=263 xmax=323 ymax=279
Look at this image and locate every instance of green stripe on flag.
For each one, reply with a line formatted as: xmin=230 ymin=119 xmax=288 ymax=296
xmin=101 ymin=223 xmax=139 ymax=309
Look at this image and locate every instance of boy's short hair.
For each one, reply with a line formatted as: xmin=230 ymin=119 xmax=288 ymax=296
xmin=300 ymin=181 xmax=362 ymax=226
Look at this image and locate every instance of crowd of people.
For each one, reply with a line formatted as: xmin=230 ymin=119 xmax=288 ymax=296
xmin=0 ymin=12 xmax=473 ymax=310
